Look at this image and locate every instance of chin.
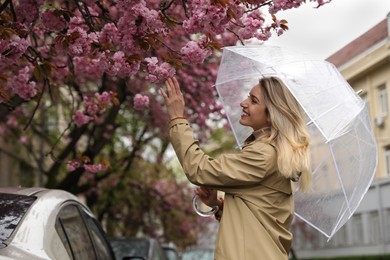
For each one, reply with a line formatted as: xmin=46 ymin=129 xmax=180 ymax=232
xmin=239 ymin=119 xmax=249 ymax=127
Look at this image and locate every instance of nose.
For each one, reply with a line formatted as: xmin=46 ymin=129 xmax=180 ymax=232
xmin=240 ymin=98 xmax=248 ymax=108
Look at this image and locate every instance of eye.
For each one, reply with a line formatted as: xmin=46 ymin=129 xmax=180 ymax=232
xmin=248 ymin=95 xmax=258 ymax=104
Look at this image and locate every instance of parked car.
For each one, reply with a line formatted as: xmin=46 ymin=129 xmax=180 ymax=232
xmin=0 ymin=187 xmax=115 ymax=260
xmin=110 ymin=237 xmax=168 ymax=260
xmin=181 ymin=247 xmax=214 ymax=260
xmin=161 ymin=244 xmax=180 ymax=260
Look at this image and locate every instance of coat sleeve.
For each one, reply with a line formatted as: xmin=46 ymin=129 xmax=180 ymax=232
xmin=169 ymin=118 xmax=278 ymax=187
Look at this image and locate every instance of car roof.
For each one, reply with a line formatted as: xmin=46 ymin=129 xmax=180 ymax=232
xmin=0 ymin=186 xmax=46 ymax=196
xmin=0 ymin=187 xmax=74 ymax=198
xmin=0 ymin=187 xmax=86 ymax=206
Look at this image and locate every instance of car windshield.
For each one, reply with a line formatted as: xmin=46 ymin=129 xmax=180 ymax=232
xmin=110 ymin=239 xmax=149 ymax=259
xmin=0 ymin=193 xmax=36 ymax=242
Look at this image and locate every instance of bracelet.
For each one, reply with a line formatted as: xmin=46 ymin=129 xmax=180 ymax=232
xmin=168 ymin=116 xmax=186 ymax=124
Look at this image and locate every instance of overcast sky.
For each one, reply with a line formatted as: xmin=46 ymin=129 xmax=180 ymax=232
xmin=266 ymin=0 xmax=390 ymax=59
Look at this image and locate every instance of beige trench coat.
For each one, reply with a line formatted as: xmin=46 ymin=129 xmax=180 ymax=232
xmin=169 ymin=118 xmax=294 ymax=260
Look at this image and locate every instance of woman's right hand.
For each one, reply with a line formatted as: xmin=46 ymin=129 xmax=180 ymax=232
xmin=195 ymin=187 xmax=220 ymax=208
xmin=160 ymin=77 xmax=185 ymax=120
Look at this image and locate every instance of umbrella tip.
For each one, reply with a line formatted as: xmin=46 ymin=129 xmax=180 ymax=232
xmin=356 ymin=89 xmax=364 ymax=96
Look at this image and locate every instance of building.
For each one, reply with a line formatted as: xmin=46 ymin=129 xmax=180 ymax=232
xmin=293 ymin=13 xmax=390 ymax=259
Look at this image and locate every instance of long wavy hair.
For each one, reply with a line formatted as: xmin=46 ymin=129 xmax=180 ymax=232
xmin=259 ymin=77 xmax=312 ymax=192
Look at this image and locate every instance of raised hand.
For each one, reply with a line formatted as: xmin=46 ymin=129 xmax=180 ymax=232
xmin=160 ymin=77 xmax=185 ymax=120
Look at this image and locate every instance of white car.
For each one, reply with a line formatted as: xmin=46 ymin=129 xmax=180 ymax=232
xmin=0 ymin=187 xmax=115 ymax=260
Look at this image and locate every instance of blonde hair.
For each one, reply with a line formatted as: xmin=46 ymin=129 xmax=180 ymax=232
xmin=259 ymin=77 xmax=312 ymax=192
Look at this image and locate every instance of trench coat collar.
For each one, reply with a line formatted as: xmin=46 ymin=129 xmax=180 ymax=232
xmin=244 ymin=127 xmax=271 ymax=144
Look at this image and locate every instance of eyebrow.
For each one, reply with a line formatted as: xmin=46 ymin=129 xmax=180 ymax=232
xmin=249 ymin=93 xmax=260 ymax=102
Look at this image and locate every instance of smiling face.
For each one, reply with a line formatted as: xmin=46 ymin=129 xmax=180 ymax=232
xmin=239 ymin=84 xmax=270 ymax=131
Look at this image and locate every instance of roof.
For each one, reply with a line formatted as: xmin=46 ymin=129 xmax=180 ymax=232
xmin=326 ymin=18 xmax=388 ymax=67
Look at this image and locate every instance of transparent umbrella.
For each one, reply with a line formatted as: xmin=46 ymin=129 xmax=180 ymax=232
xmin=209 ymin=44 xmax=377 ymax=240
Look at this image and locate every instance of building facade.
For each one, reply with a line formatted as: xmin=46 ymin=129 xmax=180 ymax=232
xmin=293 ymin=13 xmax=390 ymax=259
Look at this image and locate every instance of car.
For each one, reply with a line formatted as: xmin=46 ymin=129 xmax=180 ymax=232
xmin=0 ymin=187 xmax=115 ymax=260
xmin=181 ymin=247 xmax=214 ymax=260
xmin=110 ymin=237 xmax=168 ymax=260
xmin=161 ymin=244 xmax=180 ymax=260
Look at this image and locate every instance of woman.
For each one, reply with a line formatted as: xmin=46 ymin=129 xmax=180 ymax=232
xmin=160 ymin=76 xmax=311 ymax=260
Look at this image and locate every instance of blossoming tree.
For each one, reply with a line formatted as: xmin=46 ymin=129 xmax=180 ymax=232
xmin=0 ymin=0 xmax=330 ymax=247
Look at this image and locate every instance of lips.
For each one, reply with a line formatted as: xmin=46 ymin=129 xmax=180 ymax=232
xmin=241 ymin=110 xmax=249 ymax=117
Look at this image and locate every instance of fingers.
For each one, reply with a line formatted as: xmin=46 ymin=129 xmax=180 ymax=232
xmin=159 ymin=87 xmax=168 ymax=101
xmin=172 ymin=77 xmax=182 ymax=96
xmin=165 ymin=77 xmax=175 ymax=97
xmin=164 ymin=77 xmax=182 ymax=97
xmin=195 ymin=187 xmax=215 ymax=198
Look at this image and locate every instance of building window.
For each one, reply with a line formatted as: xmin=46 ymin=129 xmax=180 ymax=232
xmin=385 ymin=147 xmax=390 ymax=176
xmin=351 ymin=213 xmax=364 ymax=245
xmin=384 ymin=209 xmax=390 ymax=243
xmin=378 ymin=84 xmax=388 ymax=116
xmin=368 ymin=211 xmax=381 ymax=244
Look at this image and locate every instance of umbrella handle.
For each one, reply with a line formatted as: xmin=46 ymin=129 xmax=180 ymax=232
xmin=192 ymin=195 xmax=219 ymax=217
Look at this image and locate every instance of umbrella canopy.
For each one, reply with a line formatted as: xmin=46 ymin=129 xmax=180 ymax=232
xmin=215 ymin=45 xmax=378 ymax=239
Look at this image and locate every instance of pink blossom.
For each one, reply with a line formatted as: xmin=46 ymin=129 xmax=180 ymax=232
xmin=84 ymin=163 xmax=108 ymax=173
xmin=73 ymin=55 xmax=107 ymax=83
xmin=41 ymin=10 xmax=68 ymax=32
xmin=180 ymin=40 xmax=211 ymax=64
xmin=8 ymin=67 xmax=37 ymax=101
xmin=72 ymin=91 xmax=116 ymax=126
xmin=117 ymin=0 xmax=142 ymax=10
xmin=68 ymin=16 xmax=89 ymax=31
xmin=144 ymin=57 xmax=176 ymax=82
xmin=99 ymin=23 xmax=121 ymax=46
xmin=67 ymin=160 xmax=82 ymax=172
xmin=6 ymin=116 xmax=18 ymax=128
xmin=106 ymin=51 xmax=140 ymax=77
xmin=72 ymin=110 xmax=93 ymax=126
xmin=68 ymin=27 xmax=91 ymax=56
xmin=133 ymin=94 xmax=149 ymax=110
xmin=19 ymin=136 xmax=29 ymax=145
xmin=132 ymin=1 xmax=168 ymax=35
xmin=117 ymin=12 xmax=138 ymax=36
xmin=14 ymin=0 xmax=39 ymax=23
xmin=95 ymin=92 xmax=112 ymax=107
xmin=0 ymin=36 xmax=30 ymax=62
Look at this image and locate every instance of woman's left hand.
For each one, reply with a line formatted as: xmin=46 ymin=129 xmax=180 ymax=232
xmin=160 ymin=77 xmax=185 ymax=120
xmin=195 ymin=187 xmax=220 ymax=208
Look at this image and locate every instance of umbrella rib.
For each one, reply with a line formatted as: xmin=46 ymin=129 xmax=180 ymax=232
xmin=328 ymin=206 xmax=350 ymax=241
xmin=215 ymin=73 xmax=269 ymax=86
xmin=329 ymin=142 xmax=352 ymax=216
xmin=312 ymin=102 xmax=363 ymax=143
xmin=215 ymin=82 xmax=247 ymax=149
xmin=294 ymin=212 xmax=330 ymax=238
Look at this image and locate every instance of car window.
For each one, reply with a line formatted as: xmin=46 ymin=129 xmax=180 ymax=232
xmin=163 ymin=248 xmax=179 ymax=260
xmin=151 ymin=241 xmax=167 ymax=260
xmin=0 ymin=193 xmax=36 ymax=242
xmin=56 ymin=205 xmax=96 ymax=260
xmin=110 ymin=239 xmax=149 ymax=259
xmin=81 ymin=210 xmax=114 ymax=260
